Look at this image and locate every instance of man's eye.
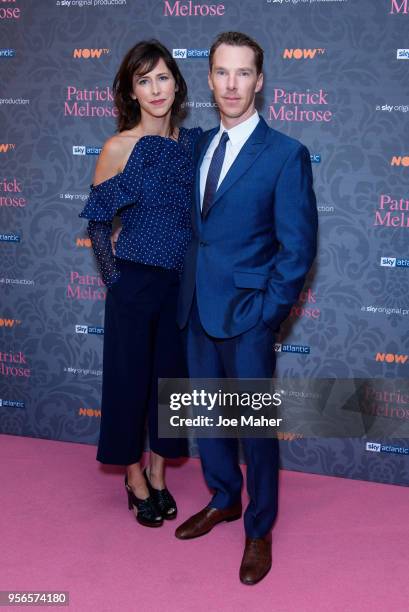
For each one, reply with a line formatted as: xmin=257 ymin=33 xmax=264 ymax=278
xmin=216 ymin=70 xmax=225 ymax=75
xmin=240 ymin=71 xmax=250 ymax=77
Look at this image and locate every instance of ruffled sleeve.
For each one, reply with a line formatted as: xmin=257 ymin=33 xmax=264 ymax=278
xmin=79 ymin=172 xmax=142 ymax=222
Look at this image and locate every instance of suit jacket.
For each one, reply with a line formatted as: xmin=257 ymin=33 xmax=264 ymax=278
xmin=177 ymin=116 xmax=318 ymax=338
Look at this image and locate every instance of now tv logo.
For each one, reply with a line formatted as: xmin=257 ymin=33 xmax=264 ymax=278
xmin=76 ymin=237 xmax=91 ymax=248
xmin=0 ymin=318 xmax=20 ymax=328
xmin=73 ymin=48 xmax=110 ymax=59
xmin=78 ymin=407 xmax=101 ymax=417
xmin=0 ymin=144 xmax=15 ymax=152
xmin=375 ymin=352 xmax=408 ymax=364
xmin=391 ymin=155 xmax=409 ymax=166
xmin=283 ymin=48 xmax=325 ymax=59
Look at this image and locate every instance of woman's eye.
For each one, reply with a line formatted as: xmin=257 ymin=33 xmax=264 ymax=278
xmin=159 ymin=76 xmax=169 ymax=81
xmin=138 ymin=79 xmax=148 ymax=85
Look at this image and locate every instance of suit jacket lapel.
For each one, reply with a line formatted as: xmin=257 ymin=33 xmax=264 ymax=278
xmin=206 ymin=117 xmax=269 ymax=216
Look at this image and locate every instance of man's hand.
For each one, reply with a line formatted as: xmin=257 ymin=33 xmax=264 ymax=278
xmin=111 ymin=226 xmax=122 ymax=255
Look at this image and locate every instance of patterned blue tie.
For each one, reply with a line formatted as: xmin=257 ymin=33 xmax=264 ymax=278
xmin=202 ymin=131 xmax=229 ymax=218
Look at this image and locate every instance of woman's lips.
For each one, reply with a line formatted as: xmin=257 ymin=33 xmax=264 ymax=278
xmin=150 ymin=99 xmax=167 ymax=106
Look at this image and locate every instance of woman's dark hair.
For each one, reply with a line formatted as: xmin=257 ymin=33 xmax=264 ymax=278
xmin=113 ymin=40 xmax=187 ymax=133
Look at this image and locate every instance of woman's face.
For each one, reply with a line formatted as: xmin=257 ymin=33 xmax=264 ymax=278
xmin=131 ymin=57 xmax=177 ymax=119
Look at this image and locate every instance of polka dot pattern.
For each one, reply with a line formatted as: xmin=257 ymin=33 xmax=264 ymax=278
xmin=79 ymin=127 xmax=202 ymax=287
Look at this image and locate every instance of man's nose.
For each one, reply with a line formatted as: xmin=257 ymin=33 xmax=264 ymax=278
xmin=226 ymin=75 xmax=237 ymax=90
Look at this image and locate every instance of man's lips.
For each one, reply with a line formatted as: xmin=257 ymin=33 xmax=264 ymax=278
xmin=223 ymin=96 xmax=241 ymax=102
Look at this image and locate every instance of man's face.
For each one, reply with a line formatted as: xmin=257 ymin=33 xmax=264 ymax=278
xmin=208 ymin=43 xmax=263 ymax=126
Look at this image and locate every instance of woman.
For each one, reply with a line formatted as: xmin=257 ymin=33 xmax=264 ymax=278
xmin=79 ymin=40 xmax=202 ymax=527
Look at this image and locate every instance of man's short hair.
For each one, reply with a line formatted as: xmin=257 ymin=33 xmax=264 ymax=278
xmin=209 ymin=32 xmax=264 ymax=75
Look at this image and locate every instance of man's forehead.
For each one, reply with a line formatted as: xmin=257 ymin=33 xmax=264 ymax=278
xmin=213 ymin=44 xmax=257 ymax=66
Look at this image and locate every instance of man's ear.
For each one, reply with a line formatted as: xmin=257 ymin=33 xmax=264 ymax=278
xmin=255 ymin=72 xmax=264 ymax=94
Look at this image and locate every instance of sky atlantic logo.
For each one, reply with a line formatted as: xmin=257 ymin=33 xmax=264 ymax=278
xmin=64 ymin=86 xmax=118 ymax=118
xmin=0 ymin=48 xmax=15 ymax=58
xmin=0 ymin=397 xmax=25 ymax=409
xmin=397 ymin=49 xmax=409 ymax=59
xmin=75 ymin=324 xmax=104 ymax=335
xmin=0 ymin=233 xmax=20 ymax=242
xmin=366 ymin=441 xmax=408 ymax=455
xmin=380 ymin=256 xmax=409 ymax=267
xmin=72 ymin=145 xmax=102 ymax=155
xmin=390 ymin=0 xmax=409 ymax=14
xmin=172 ymin=48 xmax=209 ymax=59
xmin=374 ymin=194 xmax=409 ymax=228
xmin=283 ymin=48 xmax=325 ymax=59
xmin=163 ymin=1 xmax=225 ymax=16
xmin=269 ymin=89 xmax=332 ymax=123
xmin=274 ymin=343 xmax=311 ymax=354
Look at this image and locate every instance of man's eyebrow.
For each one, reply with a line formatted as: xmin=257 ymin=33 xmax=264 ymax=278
xmin=213 ymin=65 xmax=255 ymax=71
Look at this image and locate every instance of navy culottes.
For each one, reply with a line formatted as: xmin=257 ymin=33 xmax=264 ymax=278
xmin=96 ymin=258 xmax=188 ymax=464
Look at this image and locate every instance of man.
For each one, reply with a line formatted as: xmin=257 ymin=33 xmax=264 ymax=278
xmin=176 ymin=32 xmax=318 ymax=585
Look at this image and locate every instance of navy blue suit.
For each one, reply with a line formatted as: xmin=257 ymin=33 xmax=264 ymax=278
xmin=178 ymin=117 xmax=318 ymax=537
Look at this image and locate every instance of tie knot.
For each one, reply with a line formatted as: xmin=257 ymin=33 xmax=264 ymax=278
xmin=220 ymin=131 xmax=229 ymax=145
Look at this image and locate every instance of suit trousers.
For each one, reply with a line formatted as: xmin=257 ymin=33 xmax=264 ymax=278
xmin=185 ymin=295 xmax=279 ymax=538
xmin=97 ymin=259 xmax=188 ymax=465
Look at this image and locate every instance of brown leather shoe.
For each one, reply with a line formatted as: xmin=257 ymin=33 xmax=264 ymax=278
xmin=239 ymin=535 xmax=272 ymax=585
xmin=175 ymin=502 xmax=242 ymax=540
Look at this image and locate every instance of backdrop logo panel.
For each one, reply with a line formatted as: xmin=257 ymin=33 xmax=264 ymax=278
xmin=1 ymin=0 xmax=408 ymax=486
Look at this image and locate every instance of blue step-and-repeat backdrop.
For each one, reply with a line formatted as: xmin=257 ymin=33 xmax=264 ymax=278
xmin=1 ymin=0 xmax=408 ymax=485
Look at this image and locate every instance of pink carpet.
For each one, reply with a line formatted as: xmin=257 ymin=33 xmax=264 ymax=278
xmin=1 ymin=433 xmax=408 ymax=612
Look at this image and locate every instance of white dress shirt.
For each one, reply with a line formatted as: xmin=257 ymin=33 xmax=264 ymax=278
xmin=199 ymin=111 xmax=260 ymax=210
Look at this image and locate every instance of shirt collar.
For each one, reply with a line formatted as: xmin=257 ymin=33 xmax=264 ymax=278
xmin=218 ymin=111 xmax=259 ymax=146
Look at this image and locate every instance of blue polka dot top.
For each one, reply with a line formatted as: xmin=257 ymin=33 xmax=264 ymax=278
xmin=79 ymin=126 xmax=203 ymax=287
